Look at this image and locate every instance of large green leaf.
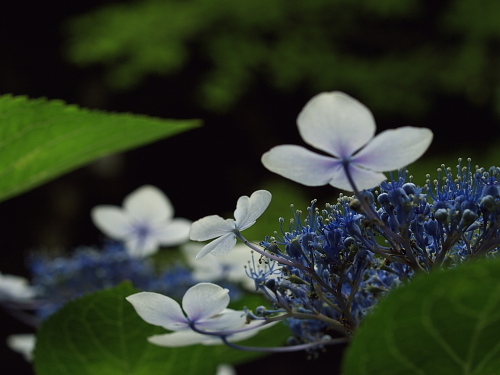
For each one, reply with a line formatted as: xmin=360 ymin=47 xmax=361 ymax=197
xmin=34 ymin=283 xmax=289 ymax=375
xmin=342 ymin=258 xmax=500 ymax=375
xmin=0 ymin=95 xmax=200 ymax=202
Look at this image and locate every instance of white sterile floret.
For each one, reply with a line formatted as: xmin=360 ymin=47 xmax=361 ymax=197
xmin=127 ymin=283 xmax=264 ymax=347
xmin=91 ymin=185 xmax=191 ymax=258
xmin=189 ymin=190 xmax=272 ymax=259
xmin=262 ymin=91 xmax=433 ymax=191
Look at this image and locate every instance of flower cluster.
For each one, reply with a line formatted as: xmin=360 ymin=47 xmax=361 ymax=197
xmin=129 ymin=91 xmax=498 ymax=354
xmin=28 ymin=242 xmax=196 ymax=319
xmin=9 ymin=91 xmax=499 ymax=362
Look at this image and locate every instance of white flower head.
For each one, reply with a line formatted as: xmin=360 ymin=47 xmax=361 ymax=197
xmin=0 ymin=272 xmax=36 ymax=302
xmin=189 ymin=190 xmax=272 ymax=259
xmin=127 ymin=283 xmax=261 ymax=347
xmin=182 ymin=243 xmax=256 ymax=291
xmin=262 ymin=92 xmax=433 ymax=191
xmin=91 ymin=185 xmax=191 ymax=258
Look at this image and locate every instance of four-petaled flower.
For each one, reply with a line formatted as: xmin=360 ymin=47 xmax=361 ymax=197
xmin=261 ymin=91 xmax=433 ymax=191
xmin=127 ymin=283 xmax=258 ymax=347
xmin=189 ymin=190 xmax=272 ymax=259
xmin=91 ymin=185 xmax=191 ymax=258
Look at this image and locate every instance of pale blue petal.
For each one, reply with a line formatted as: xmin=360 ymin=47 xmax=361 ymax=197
xmin=148 ymin=330 xmax=222 ymax=347
xmin=182 ymin=283 xmax=230 ymax=322
xmin=190 ymin=215 xmax=235 ymax=241
xmin=297 ymin=92 xmax=375 ymax=158
xmin=153 ymin=218 xmax=192 ymax=246
xmin=232 ymin=195 xmax=250 ymax=228
xmin=91 ymin=206 xmax=134 ymax=238
xmin=234 ymin=190 xmax=272 ymax=231
xmin=324 ymin=163 xmax=387 ymax=191
xmin=124 ymin=185 xmax=173 ymax=222
xmin=124 ymin=236 xmax=159 ymax=258
xmin=196 ymin=309 xmax=246 ymax=331
xmin=126 ymin=292 xmax=188 ymax=331
xmin=352 ymin=127 xmax=433 ymax=171
xmin=195 ymin=233 xmax=237 ymax=259
xmin=262 ymin=145 xmax=342 ymax=186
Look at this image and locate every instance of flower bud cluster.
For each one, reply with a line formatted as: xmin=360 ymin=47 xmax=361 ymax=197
xmin=248 ymin=160 xmax=500 ymax=347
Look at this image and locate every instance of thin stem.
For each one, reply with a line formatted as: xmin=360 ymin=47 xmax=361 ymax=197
xmin=221 ymin=335 xmax=348 ymax=353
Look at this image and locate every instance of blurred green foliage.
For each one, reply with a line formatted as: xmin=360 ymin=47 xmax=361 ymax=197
xmin=65 ymin=0 xmax=500 ymax=115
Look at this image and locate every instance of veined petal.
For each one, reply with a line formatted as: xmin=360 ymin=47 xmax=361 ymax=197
xmin=91 ymin=206 xmax=133 ymax=238
xmin=182 ymin=283 xmax=230 ymax=322
xmin=195 ymin=233 xmax=237 ymax=259
xmin=297 ymin=92 xmax=376 ymax=158
xmin=329 ymin=163 xmax=387 ymax=191
xmin=234 ymin=190 xmax=272 ymax=231
xmin=352 ymin=127 xmax=433 ymax=171
xmin=148 ymin=330 xmax=222 ymax=347
xmin=190 ymin=215 xmax=235 ymax=241
xmin=153 ymin=218 xmax=192 ymax=246
xmin=262 ymin=145 xmax=342 ymax=186
xmin=124 ymin=185 xmax=174 ymax=222
xmin=126 ymin=292 xmax=187 ymax=331
xmin=196 ymin=309 xmax=246 ymax=331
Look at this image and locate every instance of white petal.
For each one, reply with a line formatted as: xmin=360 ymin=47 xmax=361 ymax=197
xmin=297 ymin=92 xmax=375 ymax=158
xmin=0 ymin=273 xmax=36 ymax=301
xmin=308 ymin=162 xmax=386 ymax=191
xmin=195 ymin=233 xmax=237 ymax=259
xmin=182 ymin=283 xmax=230 ymax=322
xmin=262 ymin=145 xmax=342 ymax=186
xmin=234 ymin=190 xmax=272 ymax=231
xmin=153 ymin=218 xmax=192 ymax=246
xmin=196 ymin=309 xmax=246 ymax=331
xmin=124 ymin=236 xmax=159 ymax=258
xmin=216 ymin=364 xmax=236 ymax=375
xmin=126 ymin=292 xmax=187 ymax=331
xmin=148 ymin=330 xmax=222 ymax=347
xmin=124 ymin=185 xmax=173 ymax=222
xmin=190 ymin=215 xmax=235 ymax=241
xmin=352 ymin=127 xmax=433 ymax=171
xmin=91 ymin=206 xmax=133 ymax=238
xmin=7 ymin=334 xmax=35 ymax=361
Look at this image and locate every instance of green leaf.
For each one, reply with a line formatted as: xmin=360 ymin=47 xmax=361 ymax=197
xmin=342 ymin=258 xmax=500 ymax=375
xmin=34 ymin=283 xmax=289 ymax=375
xmin=0 ymin=95 xmax=200 ymax=202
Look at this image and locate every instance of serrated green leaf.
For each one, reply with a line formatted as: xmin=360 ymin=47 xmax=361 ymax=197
xmin=34 ymin=283 xmax=289 ymax=375
xmin=0 ymin=95 xmax=200 ymax=202
xmin=342 ymin=258 xmax=500 ymax=375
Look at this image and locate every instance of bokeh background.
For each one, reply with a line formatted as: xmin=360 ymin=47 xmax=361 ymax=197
xmin=2 ymin=0 xmax=500 ymax=373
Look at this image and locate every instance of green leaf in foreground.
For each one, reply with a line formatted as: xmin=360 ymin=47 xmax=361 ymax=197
xmin=34 ymin=283 xmax=289 ymax=375
xmin=342 ymin=258 xmax=500 ymax=375
xmin=0 ymin=95 xmax=200 ymax=202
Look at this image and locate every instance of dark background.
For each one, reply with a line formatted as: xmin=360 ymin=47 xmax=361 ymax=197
xmin=2 ymin=1 xmax=500 ymax=373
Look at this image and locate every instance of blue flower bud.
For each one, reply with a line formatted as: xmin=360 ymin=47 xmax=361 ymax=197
xmin=435 ymin=208 xmax=449 ymax=222
xmin=460 ymin=209 xmax=478 ymax=227
xmin=285 ymin=238 xmax=302 ymax=258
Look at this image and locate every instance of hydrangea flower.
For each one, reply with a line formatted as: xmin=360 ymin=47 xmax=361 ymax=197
xmin=261 ymin=92 xmax=433 ymax=191
xmin=91 ymin=185 xmax=191 ymax=257
xmin=189 ymin=190 xmax=272 ymax=259
xmin=127 ymin=283 xmax=260 ymax=347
